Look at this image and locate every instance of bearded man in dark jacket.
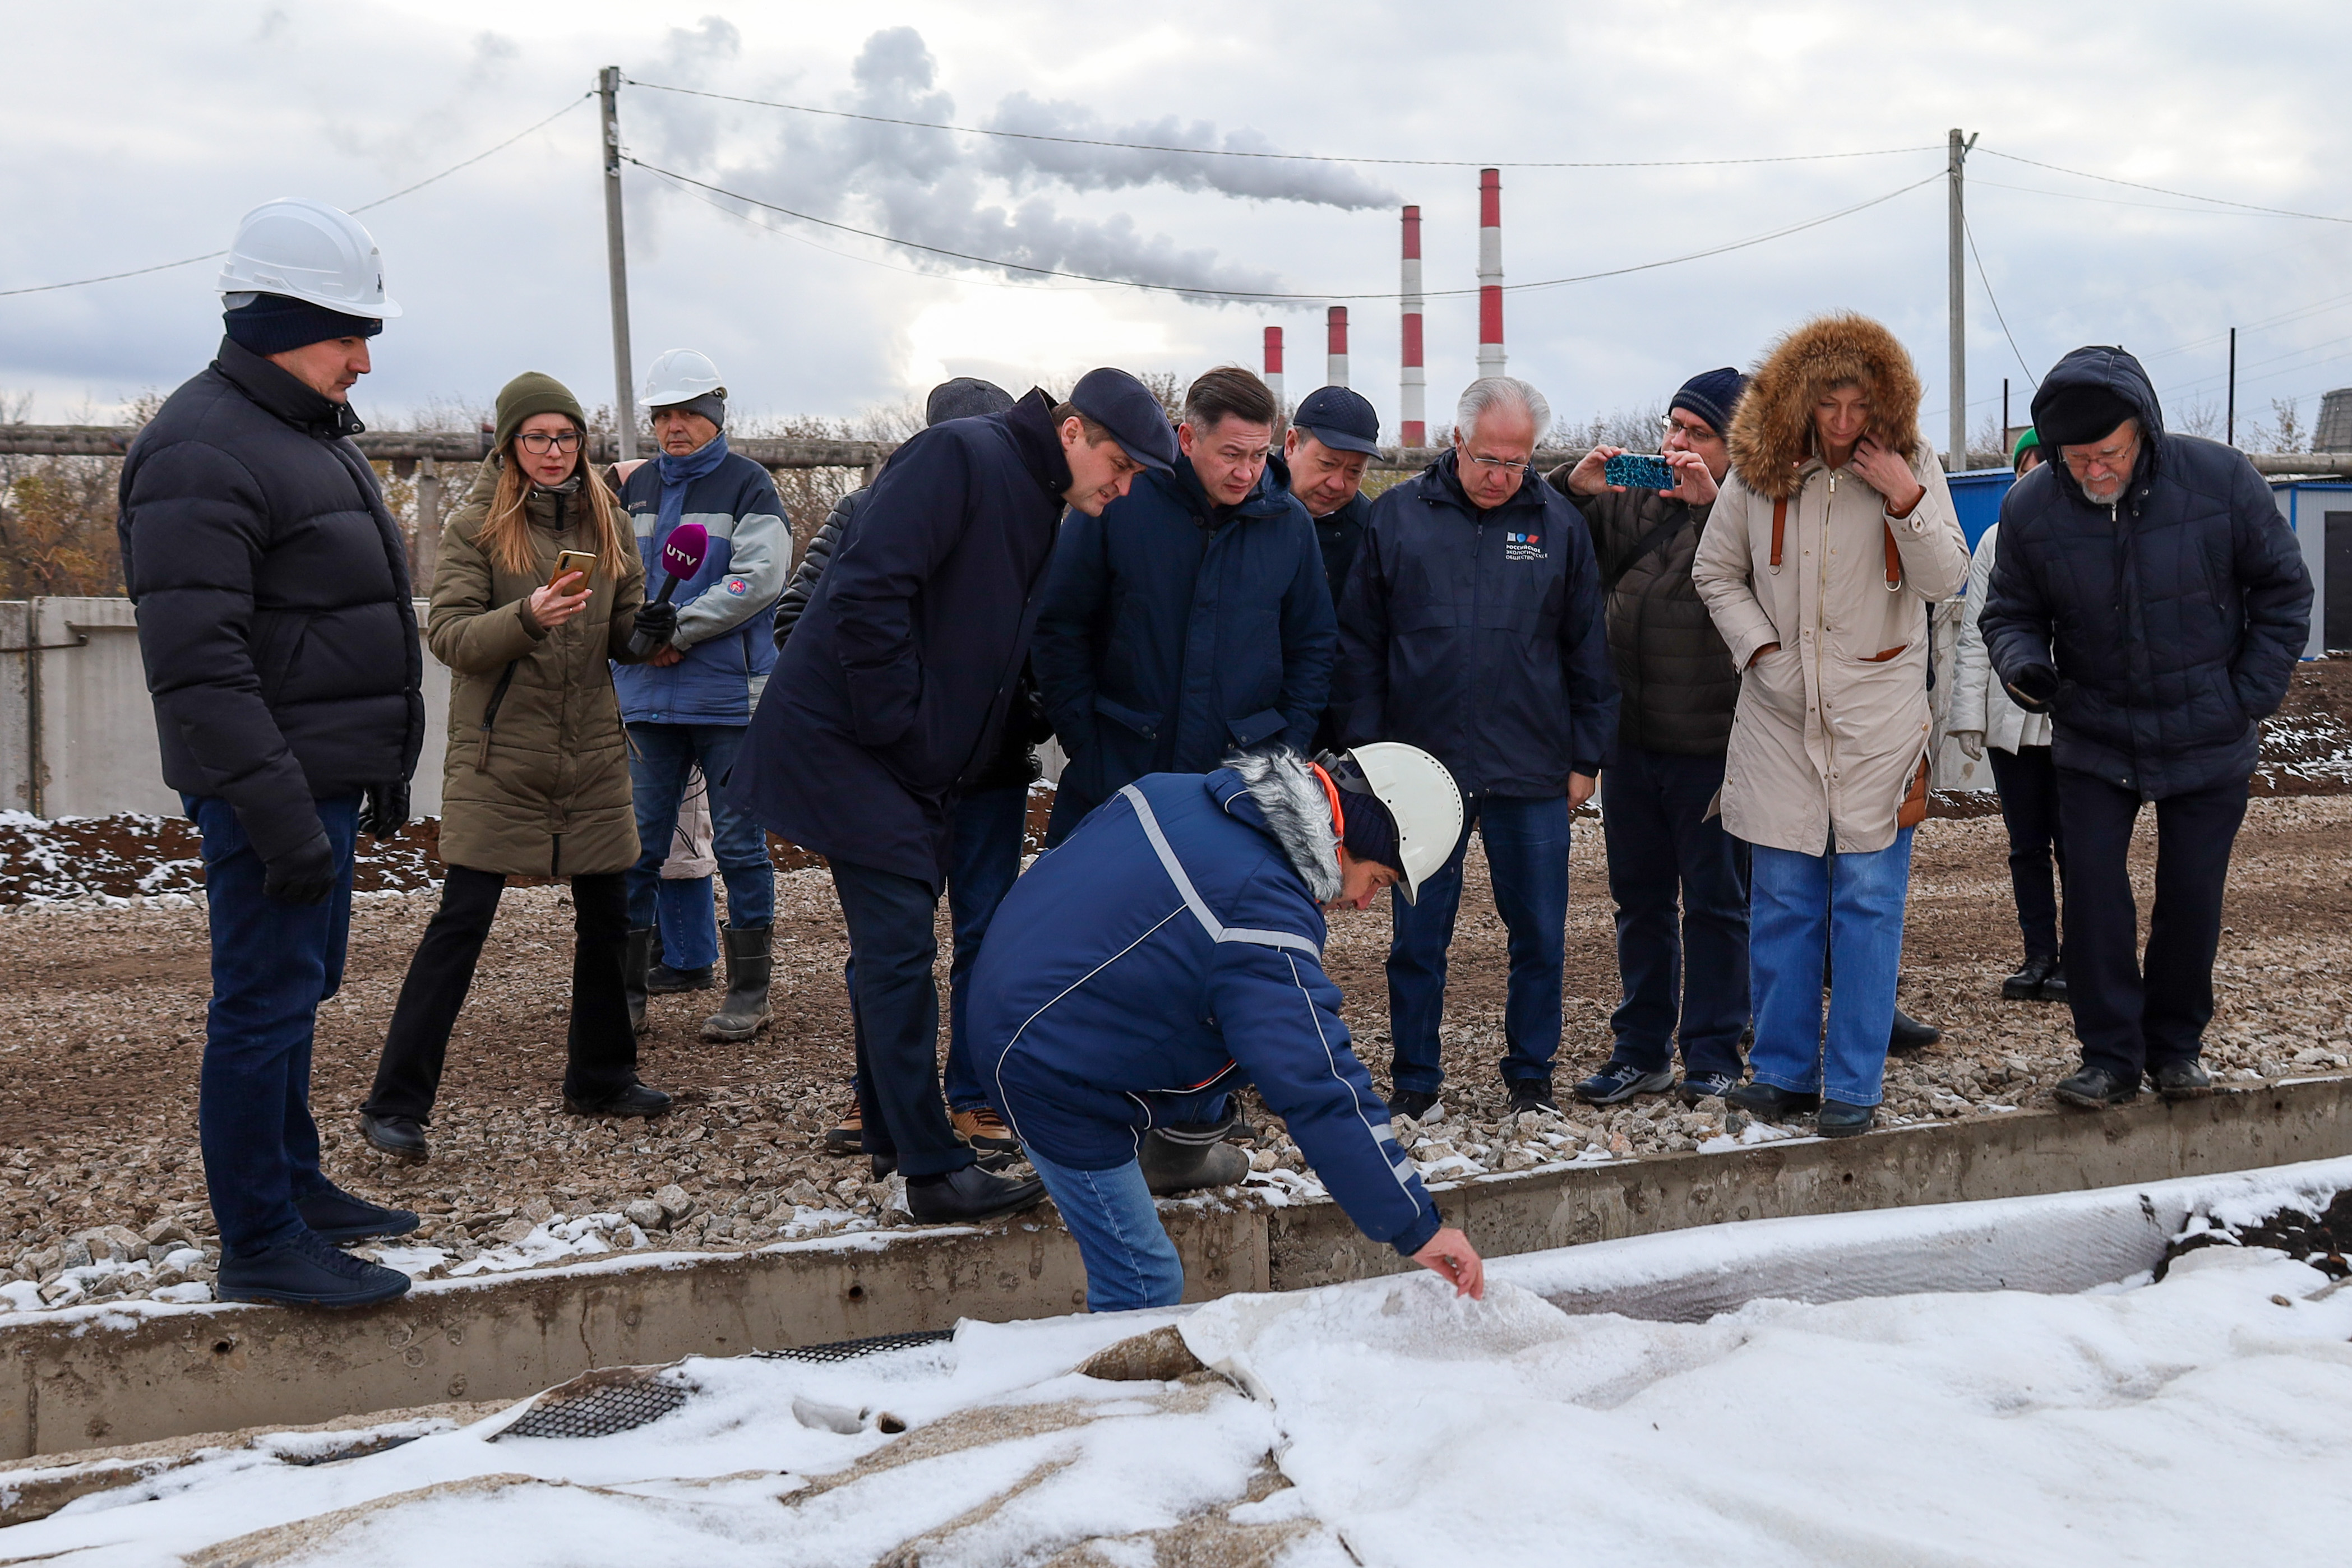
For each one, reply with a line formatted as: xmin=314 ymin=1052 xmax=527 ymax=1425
xmin=1982 ymin=345 xmax=2310 ymax=1109
xmin=1547 ymin=368 xmax=1750 ymax=1108
xmin=117 ymin=199 xmax=424 ymax=1308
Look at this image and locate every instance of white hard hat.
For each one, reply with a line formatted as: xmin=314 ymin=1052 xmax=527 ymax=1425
xmin=643 ymin=348 xmax=726 ymax=409
xmin=216 ymin=198 xmax=400 ymax=318
xmin=1334 ymin=742 xmax=1463 ymax=904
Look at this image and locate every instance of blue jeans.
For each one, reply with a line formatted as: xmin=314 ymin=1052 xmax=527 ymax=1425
xmin=1601 ymin=748 xmax=1750 ymax=1078
xmin=944 ymin=785 xmax=1028 ymax=1111
xmin=625 ymin=724 xmax=773 ymax=930
xmin=1748 ymin=830 xmax=1914 ymax=1108
xmin=1387 ymin=793 xmax=1570 ymax=1095
xmin=656 ymin=875 xmax=718 ymax=970
xmin=1025 ymin=1146 xmax=1185 ymax=1312
xmin=185 ymin=792 xmax=359 ymax=1258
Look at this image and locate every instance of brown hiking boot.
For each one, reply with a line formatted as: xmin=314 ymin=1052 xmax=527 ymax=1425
xmin=950 ymin=1106 xmax=1022 ymax=1155
xmin=824 ymin=1100 xmax=864 ymax=1155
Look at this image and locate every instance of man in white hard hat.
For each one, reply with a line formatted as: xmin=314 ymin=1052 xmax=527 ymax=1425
xmin=970 ymin=743 xmax=1486 ymax=1312
xmin=118 ymin=198 xmax=424 ymax=1308
xmin=612 ymin=349 xmax=791 ymax=1051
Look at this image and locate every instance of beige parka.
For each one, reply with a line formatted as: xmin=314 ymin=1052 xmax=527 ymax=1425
xmin=429 ymin=458 xmax=648 ymax=877
xmin=1691 ymin=315 xmax=1971 ymax=855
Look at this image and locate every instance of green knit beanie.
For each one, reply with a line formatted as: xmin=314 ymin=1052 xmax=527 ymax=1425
xmin=493 ymin=371 xmax=589 ymax=452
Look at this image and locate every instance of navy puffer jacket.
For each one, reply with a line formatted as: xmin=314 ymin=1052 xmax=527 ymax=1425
xmin=1981 ymin=346 xmax=2311 ymax=799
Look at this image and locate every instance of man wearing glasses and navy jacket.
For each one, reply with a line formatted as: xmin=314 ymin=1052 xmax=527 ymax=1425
xmin=1337 ymin=376 xmax=1618 ymax=1122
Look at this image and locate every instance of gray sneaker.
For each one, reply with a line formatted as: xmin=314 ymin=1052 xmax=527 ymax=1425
xmin=1573 ymin=1062 xmax=1676 ymax=1106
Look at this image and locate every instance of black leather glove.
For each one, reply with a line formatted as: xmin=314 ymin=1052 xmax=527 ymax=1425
xmin=361 ymin=780 xmax=410 ymax=841
xmin=631 ymin=599 xmax=679 ymax=650
xmin=2005 ymin=664 xmax=2062 ymax=715
xmin=262 ymin=832 xmax=339 ymax=906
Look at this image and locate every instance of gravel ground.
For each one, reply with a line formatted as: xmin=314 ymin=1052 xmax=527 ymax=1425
xmin=3 ymin=779 xmax=2349 ymax=1315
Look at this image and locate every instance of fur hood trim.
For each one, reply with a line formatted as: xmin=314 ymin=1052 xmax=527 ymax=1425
xmin=1728 ymin=313 xmax=1924 ymax=499
xmin=1223 ymin=748 xmax=1341 ymax=903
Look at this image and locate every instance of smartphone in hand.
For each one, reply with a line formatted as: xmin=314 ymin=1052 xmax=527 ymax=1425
xmin=1604 ymin=453 xmax=1676 ymax=492
xmin=548 ymin=549 xmax=598 ymax=588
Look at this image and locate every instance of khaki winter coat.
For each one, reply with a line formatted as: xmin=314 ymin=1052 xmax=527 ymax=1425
xmin=429 ymin=458 xmax=648 ymax=877
xmin=1692 ymin=315 xmax=1971 ymax=855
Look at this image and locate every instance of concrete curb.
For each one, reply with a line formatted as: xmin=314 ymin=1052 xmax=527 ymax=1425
xmin=4 ymin=1076 xmax=2345 ymax=1461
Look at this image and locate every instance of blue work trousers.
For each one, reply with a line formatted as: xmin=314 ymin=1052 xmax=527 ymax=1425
xmin=185 ymin=792 xmax=359 ymax=1258
xmin=1385 ymin=793 xmax=1571 ymax=1096
xmin=1601 ymin=748 xmax=1750 ymax=1079
xmin=1748 ymin=830 xmax=1914 ymax=1108
xmin=625 ymin=723 xmax=774 ymax=930
xmin=1025 ymin=1146 xmax=1186 ymax=1312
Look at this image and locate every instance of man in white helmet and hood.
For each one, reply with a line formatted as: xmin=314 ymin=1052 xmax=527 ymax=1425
xmin=970 ymin=742 xmax=1486 ymax=1312
xmin=118 ymin=198 xmax=424 ymax=1307
xmin=612 ymin=349 xmax=792 ymax=1046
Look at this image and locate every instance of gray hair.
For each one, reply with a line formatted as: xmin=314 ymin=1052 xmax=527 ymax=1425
xmin=1455 ymin=377 xmax=1551 ymax=443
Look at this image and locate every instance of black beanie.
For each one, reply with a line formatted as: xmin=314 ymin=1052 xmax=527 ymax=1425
xmin=1339 ymin=787 xmax=1401 ymax=873
xmin=655 ymin=391 xmax=727 ymax=430
xmin=2032 ymin=383 xmax=2137 ymax=447
xmin=926 ymin=376 xmax=1014 ymax=426
xmin=1670 ymin=367 xmax=1747 ymax=436
xmin=223 ymin=293 xmax=383 ymax=355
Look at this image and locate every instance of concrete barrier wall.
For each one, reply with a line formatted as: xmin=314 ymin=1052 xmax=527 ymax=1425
xmin=3 ymin=1076 xmax=2345 ymax=1461
xmin=0 ymin=598 xmax=452 ymax=820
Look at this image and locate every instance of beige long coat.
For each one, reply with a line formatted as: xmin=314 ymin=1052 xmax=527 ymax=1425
xmin=429 ymin=459 xmax=648 ymax=877
xmin=1693 ymin=451 xmax=1970 ymax=854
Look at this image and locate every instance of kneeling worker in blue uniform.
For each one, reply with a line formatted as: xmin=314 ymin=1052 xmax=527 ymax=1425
xmin=973 ymin=743 xmax=1487 ymax=1311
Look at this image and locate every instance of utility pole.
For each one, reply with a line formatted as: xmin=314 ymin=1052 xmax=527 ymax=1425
xmin=2228 ymin=327 xmax=2238 ymax=447
xmin=1948 ymin=128 xmax=1977 ymax=470
xmin=2003 ymin=377 xmax=2011 ymax=447
xmin=599 ymin=67 xmax=637 ymax=460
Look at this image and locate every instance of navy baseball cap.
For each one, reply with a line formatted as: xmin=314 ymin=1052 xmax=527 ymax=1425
xmin=1068 ymin=367 xmax=1179 ymax=472
xmin=1292 ymin=385 xmax=1381 ymax=456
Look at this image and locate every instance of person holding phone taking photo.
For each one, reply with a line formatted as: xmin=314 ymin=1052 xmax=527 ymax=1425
xmin=359 ymin=372 xmax=671 ymax=1162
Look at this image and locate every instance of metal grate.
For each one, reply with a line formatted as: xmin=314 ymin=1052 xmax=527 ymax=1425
xmin=494 ymin=1365 xmax=691 ymax=1441
xmin=755 ymin=1329 xmax=955 ymax=1364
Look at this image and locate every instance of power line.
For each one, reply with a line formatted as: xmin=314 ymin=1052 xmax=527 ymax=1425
xmin=630 ymin=158 xmax=1939 ymax=302
xmin=1975 ymin=147 xmax=2352 ymax=225
xmin=1962 ymin=211 xmax=2035 ymax=385
xmin=0 ymin=94 xmax=591 ymax=300
xmin=622 ymin=79 xmax=1939 ymax=171
xmin=1968 ymin=176 xmax=2281 ymax=218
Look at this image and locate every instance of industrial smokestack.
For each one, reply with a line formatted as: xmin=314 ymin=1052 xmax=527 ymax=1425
xmin=1263 ymin=325 xmax=1284 ymax=406
xmin=1477 ymin=169 xmax=1505 ymax=378
xmin=1401 ymin=204 xmax=1425 ymax=447
xmin=1327 ymin=306 xmax=1350 ymax=389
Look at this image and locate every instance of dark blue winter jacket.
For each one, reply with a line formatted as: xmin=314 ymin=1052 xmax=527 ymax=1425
xmin=1310 ymin=491 xmax=1370 ymax=753
xmin=613 ymin=438 xmax=789 ymax=725
xmin=974 ymin=755 xmax=1442 ymax=1256
xmin=1981 ymin=346 xmax=2312 ymax=799
xmin=729 ymin=391 xmax=1070 ymax=889
xmin=1338 ymin=451 xmax=1618 ymax=795
xmin=1032 ymin=454 xmax=1334 ymax=811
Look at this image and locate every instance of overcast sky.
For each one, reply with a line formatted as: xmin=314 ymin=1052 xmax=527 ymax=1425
xmin=7 ymin=1 xmax=2352 ymax=453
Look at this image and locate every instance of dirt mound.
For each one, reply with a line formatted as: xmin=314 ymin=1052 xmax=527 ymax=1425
xmin=2161 ymin=1190 xmax=2352 ymax=1280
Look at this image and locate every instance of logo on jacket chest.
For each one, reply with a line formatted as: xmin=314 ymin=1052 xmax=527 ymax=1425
xmin=1504 ymin=529 xmax=1546 ymax=561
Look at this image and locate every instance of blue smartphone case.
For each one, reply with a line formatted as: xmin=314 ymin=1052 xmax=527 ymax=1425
xmin=1604 ymin=453 xmax=1676 ymax=491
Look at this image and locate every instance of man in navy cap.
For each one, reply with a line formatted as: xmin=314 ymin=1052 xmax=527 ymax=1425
xmin=1550 ymin=368 xmax=1753 ymax=1108
xmin=733 ymin=369 xmax=1174 ymax=1223
xmin=1284 ymin=386 xmax=1383 ymax=753
xmin=1034 ymin=365 xmax=1334 ymax=845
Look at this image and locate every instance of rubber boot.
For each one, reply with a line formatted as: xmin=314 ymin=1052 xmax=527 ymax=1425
xmin=701 ymin=923 xmax=773 ymax=1042
xmin=625 ymin=926 xmax=655 ymax=1036
xmin=1138 ymin=1118 xmax=1251 ymax=1195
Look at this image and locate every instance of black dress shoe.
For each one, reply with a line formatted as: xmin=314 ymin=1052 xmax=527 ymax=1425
xmin=905 ymin=1164 xmax=1047 ymax=1224
xmin=358 ymin=1111 xmax=429 ymax=1164
xmin=1889 ymin=1009 xmax=1942 ymax=1053
xmin=1815 ymin=1099 xmax=1877 ymax=1138
xmin=2054 ymin=1065 xmax=2141 ymax=1109
xmin=1725 ymin=1081 xmax=1822 ymax=1119
xmin=297 ymin=1183 xmax=421 ymax=1244
xmin=1387 ymin=1088 xmax=1440 ymax=1122
xmin=2036 ymin=959 xmax=2069 ymax=1004
xmin=216 ymin=1231 xmax=411 ymax=1308
xmin=2151 ymin=1059 xmax=2213 ymax=1099
xmin=563 ymin=1081 xmax=673 ymax=1118
xmin=2000 ymin=955 xmax=2058 ymax=1002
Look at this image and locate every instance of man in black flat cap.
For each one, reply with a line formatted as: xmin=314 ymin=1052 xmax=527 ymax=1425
xmin=1981 ymin=345 xmax=2309 ymax=1112
xmin=1284 ymin=385 xmax=1383 ymax=753
xmin=733 ymin=369 xmax=1176 ymax=1222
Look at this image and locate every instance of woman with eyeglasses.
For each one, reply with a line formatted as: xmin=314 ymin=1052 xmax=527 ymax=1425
xmin=358 ymin=373 xmax=673 ymax=1164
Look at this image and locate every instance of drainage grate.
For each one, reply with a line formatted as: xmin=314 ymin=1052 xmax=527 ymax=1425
xmin=755 ymin=1329 xmax=955 ymax=1364
xmin=494 ymin=1365 xmax=692 ymax=1441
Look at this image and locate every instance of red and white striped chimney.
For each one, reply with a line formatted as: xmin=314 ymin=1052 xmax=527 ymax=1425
xmin=1326 ymin=306 xmax=1350 ymax=389
xmin=1400 ymin=204 xmax=1425 ymax=446
xmin=1477 ymin=168 xmax=1505 ymax=378
xmin=1263 ymin=325 xmax=1284 ymax=406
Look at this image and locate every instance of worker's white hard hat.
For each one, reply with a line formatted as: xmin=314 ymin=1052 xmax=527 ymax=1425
xmin=643 ymin=348 xmax=726 ymax=409
xmin=216 ymin=198 xmax=400 ymax=318
xmin=1332 ymin=742 xmax=1463 ymax=905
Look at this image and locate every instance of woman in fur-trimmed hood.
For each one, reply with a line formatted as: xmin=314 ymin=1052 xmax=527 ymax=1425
xmin=1692 ymin=313 xmax=1970 ymax=1134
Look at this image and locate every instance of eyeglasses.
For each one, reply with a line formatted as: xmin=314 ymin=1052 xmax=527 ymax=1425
xmin=1466 ymin=453 xmax=1535 ymax=478
xmin=1660 ymin=414 xmax=1721 ymax=442
xmin=516 ymin=431 xmax=582 ymax=455
xmin=2060 ymin=433 xmax=2138 ymax=474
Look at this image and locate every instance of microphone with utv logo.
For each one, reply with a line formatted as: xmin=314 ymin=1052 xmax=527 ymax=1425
xmin=626 ymin=522 xmax=709 ymax=658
